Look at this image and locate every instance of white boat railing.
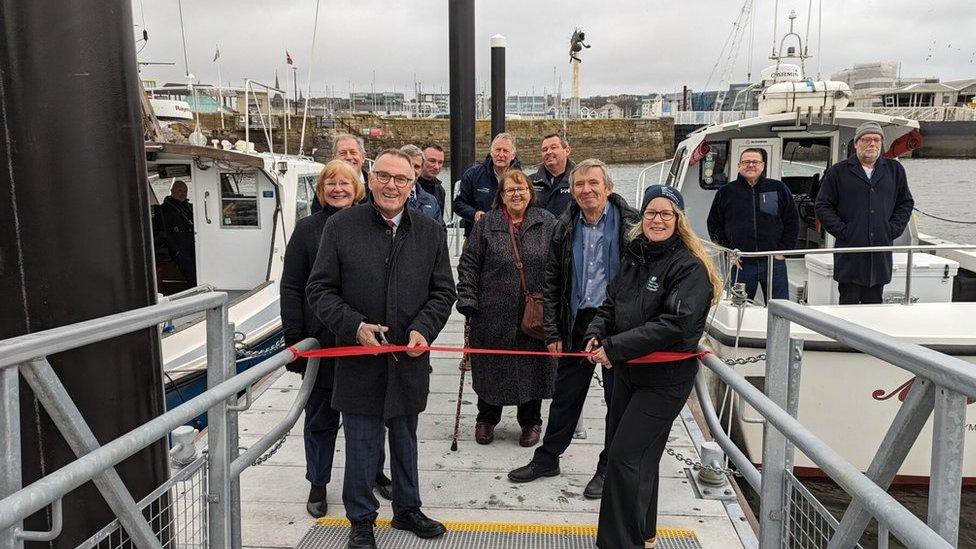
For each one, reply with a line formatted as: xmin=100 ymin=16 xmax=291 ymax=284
xmin=697 ymin=297 xmax=975 ymax=548
xmin=634 ymin=160 xmax=672 ymax=206
xmin=864 ymin=106 xmax=976 ymax=122
xmin=668 ymin=111 xmax=760 ymax=126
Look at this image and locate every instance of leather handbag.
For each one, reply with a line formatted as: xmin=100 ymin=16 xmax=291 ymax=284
xmin=507 ymin=219 xmax=546 ymax=340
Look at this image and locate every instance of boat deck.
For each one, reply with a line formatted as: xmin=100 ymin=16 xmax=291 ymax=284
xmin=236 ymin=307 xmax=746 ymax=548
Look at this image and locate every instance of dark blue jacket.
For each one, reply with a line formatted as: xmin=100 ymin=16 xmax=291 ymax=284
xmin=815 ymin=155 xmax=915 ymax=286
xmin=453 ymin=155 xmax=520 ymax=223
xmin=706 ymin=175 xmax=799 ymax=257
xmin=409 ymin=184 xmax=445 ymax=228
xmin=417 ymin=175 xmax=446 ymax=215
xmin=529 ymin=159 xmax=576 ymax=217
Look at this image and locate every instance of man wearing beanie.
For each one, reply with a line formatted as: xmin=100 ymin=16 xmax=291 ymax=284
xmin=816 ymin=121 xmax=915 ymax=304
xmin=707 ymin=148 xmax=799 ymax=301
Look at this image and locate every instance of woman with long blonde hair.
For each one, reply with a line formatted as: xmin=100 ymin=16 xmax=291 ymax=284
xmin=584 ymin=185 xmax=718 ymax=548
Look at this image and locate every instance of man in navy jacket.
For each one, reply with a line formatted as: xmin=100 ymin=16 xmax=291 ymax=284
xmin=816 ymin=122 xmax=915 ymax=304
xmin=453 ymin=132 xmax=518 ymax=235
xmin=707 ymin=148 xmax=799 ymax=301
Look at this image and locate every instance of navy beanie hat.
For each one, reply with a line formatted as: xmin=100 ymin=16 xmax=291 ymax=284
xmin=641 ymin=184 xmax=685 ymax=212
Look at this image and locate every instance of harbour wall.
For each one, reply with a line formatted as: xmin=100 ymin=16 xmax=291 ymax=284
xmin=192 ymin=113 xmax=674 ymax=165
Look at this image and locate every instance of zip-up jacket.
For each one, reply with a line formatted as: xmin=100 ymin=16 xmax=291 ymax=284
xmin=584 ymin=234 xmax=713 ymax=387
xmin=529 ymin=159 xmax=576 ymax=217
xmin=453 ymin=154 xmax=521 ymax=222
xmin=706 ymin=175 xmax=799 ymax=257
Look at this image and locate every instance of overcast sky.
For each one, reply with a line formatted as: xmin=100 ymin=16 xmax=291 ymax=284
xmin=135 ymin=0 xmax=976 ymax=98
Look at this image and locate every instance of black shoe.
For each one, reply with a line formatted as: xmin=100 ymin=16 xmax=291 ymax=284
xmin=507 ymin=461 xmax=560 ymax=483
xmin=391 ymin=508 xmax=447 ymax=539
xmin=347 ymin=520 xmax=377 ymax=549
xmin=583 ymin=472 xmax=605 ymax=499
xmin=306 ymin=485 xmax=327 ymax=518
xmin=374 ymin=471 xmax=392 ymax=501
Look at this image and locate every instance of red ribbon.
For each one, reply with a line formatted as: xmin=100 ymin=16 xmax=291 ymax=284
xmin=288 ymin=344 xmax=710 ymax=365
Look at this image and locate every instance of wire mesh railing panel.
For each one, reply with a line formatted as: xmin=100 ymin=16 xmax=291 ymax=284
xmin=781 ymin=472 xmax=861 ymax=549
xmin=76 ymin=455 xmax=208 ymax=549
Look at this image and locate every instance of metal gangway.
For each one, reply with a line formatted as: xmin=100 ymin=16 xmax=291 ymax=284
xmin=1 ymin=289 xmax=973 ymax=547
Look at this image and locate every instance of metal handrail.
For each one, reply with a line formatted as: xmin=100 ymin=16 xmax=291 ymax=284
xmin=0 ymin=338 xmax=319 ymax=536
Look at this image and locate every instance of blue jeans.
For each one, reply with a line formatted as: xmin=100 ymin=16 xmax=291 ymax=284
xmin=733 ymin=259 xmax=789 ymax=302
xmin=342 ymin=413 xmax=421 ymax=522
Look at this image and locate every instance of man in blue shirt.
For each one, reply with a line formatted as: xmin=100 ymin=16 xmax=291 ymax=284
xmin=401 ymin=144 xmax=445 ymax=228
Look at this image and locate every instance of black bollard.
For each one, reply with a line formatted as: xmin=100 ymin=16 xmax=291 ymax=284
xmin=0 ymin=1 xmax=169 ymax=545
xmin=448 ymin=0 xmax=476 ymax=196
xmin=490 ymin=34 xmax=506 ymax=140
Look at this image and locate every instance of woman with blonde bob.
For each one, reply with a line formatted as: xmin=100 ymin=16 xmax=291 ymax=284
xmin=280 ymin=159 xmax=365 ymax=518
xmin=584 ymin=184 xmax=721 ymax=548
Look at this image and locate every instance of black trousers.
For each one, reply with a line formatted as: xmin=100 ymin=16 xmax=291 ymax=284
xmin=303 ymin=386 xmax=341 ymax=486
xmin=532 ymin=308 xmax=615 ymax=474
xmin=597 ymin=375 xmax=694 ymax=549
xmin=476 ymin=397 xmax=542 ymax=427
xmin=838 ymin=282 xmax=884 ymax=304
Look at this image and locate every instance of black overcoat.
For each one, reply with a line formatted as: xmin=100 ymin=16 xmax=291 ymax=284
xmin=456 ymin=207 xmax=557 ymax=406
xmin=306 ymin=203 xmax=457 ymax=418
xmin=280 ymin=205 xmax=340 ymax=389
xmin=815 ymin=155 xmax=915 ymax=286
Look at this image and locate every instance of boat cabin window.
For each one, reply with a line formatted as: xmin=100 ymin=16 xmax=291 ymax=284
xmin=296 ymin=174 xmax=316 ymax=221
xmin=781 ymin=138 xmax=832 ymax=195
xmin=698 ymin=142 xmax=730 ymax=190
xmin=219 ymin=171 xmax=259 ymax=228
xmin=665 ymin=147 xmax=686 ymax=186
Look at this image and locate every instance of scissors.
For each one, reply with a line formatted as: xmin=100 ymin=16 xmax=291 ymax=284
xmin=377 ymin=329 xmax=398 ymax=362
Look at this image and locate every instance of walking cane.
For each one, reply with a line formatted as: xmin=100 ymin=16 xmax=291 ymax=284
xmin=450 ymin=320 xmax=472 ymax=451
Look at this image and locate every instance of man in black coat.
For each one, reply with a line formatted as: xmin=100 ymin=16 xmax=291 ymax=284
xmin=707 ymin=147 xmax=799 ymax=301
xmin=306 ymin=149 xmax=456 ymax=548
xmin=417 ymin=141 xmax=447 ymax=214
xmin=453 ymin=132 xmax=519 ymax=235
xmin=159 ymin=180 xmax=196 ymax=285
xmin=816 ymin=122 xmax=915 ymax=304
xmin=529 ymin=134 xmax=576 ymax=217
xmin=508 ymin=159 xmax=640 ymax=500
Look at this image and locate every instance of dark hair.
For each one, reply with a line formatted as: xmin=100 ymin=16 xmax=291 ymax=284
xmin=491 ymin=170 xmax=535 ymax=209
xmin=541 ymin=133 xmax=569 ymax=148
xmin=421 ymin=140 xmax=444 ymax=153
xmin=739 ymin=147 xmax=766 ymax=162
xmin=373 ymin=148 xmax=415 ymax=172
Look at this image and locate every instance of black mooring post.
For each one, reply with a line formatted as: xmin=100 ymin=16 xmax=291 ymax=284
xmin=0 ymin=1 xmax=169 ymax=545
xmin=490 ymin=34 xmax=506 ymax=140
xmin=448 ymin=0 xmax=476 ymax=199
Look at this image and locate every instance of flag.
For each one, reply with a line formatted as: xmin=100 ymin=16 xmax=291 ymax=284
xmin=285 ymin=50 xmax=293 ymax=65
xmin=212 ymin=46 xmax=220 ymax=63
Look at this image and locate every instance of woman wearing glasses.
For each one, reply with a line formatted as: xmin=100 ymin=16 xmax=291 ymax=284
xmin=456 ymin=170 xmax=557 ymax=447
xmin=584 ymin=185 xmax=722 ymax=549
xmin=280 ymin=159 xmax=366 ymax=518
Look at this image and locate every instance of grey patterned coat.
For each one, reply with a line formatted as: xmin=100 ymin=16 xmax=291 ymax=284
xmin=456 ymin=207 xmax=557 ymax=406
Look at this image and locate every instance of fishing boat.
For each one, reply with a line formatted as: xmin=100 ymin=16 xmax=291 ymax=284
xmin=637 ymin=26 xmax=976 ymax=482
xmin=146 ymin=139 xmax=323 ymax=426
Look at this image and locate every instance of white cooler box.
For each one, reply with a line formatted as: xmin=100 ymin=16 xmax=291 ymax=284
xmin=805 ymin=252 xmax=959 ymax=305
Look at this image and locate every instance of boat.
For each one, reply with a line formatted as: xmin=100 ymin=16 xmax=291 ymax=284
xmin=638 ymin=28 xmax=976 ymax=483
xmin=146 ymin=140 xmax=324 ymax=427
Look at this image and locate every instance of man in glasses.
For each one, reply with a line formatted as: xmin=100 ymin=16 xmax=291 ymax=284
xmin=307 ymin=149 xmax=456 ymax=548
xmin=816 ymin=122 xmax=914 ymax=304
xmin=707 ymin=147 xmax=799 ymax=302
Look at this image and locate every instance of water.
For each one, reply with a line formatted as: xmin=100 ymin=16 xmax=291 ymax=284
xmin=604 ymin=159 xmax=976 ymax=245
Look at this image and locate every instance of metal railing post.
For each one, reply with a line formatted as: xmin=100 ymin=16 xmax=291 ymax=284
xmin=784 ymin=338 xmax=803 ymax=466
xmin=927 ymin=386 xmax=967 ymax=545
xmin=903 ymin=249 xmax=914 ymax=305
xmin=206 ymin=304 xmax=233 ymax=548
xmin=18 ymin=359 xmax=161 ymax=548
xmin=0 ymin=366 xmax=23 ymax=549
xmin=227 ymin=323 xmax=243 ymax=549
xmin=766 ymin=255 xmax=775 ymax=305
xmin=759 ymin=304 xmax=791 ymax=548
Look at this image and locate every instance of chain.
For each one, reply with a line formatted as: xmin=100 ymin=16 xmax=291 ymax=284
xmin=235 ymin=335 xmax=286 ymax=360
xmin=251 ymin=434 xmax=288 ymax=466
xmin=666 ymin=447 xmax=743 ymax=477
xmin=722 ymin=352 xmax=765 ymax=366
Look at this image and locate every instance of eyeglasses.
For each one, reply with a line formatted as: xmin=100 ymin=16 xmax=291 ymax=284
xmin=739 ymin=159 xmax=764 ymax=166
xmin=503 ymin=187 xmax=530 ymax=196
xmin=643 ymin=209 xmax=677 ymax=221
xmin=372 ymin=170 xmax=413 ymax=188
xmin=858 ymin=136 xmax=883 ymax=144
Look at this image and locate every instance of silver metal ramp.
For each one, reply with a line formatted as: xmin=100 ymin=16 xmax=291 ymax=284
xmin=295 ymin=518 xmax=703 ymax=549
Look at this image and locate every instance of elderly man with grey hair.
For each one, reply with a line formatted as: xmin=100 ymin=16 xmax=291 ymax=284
xmin=400 ymin=144 xmax=445 ymax=227
xmin=453 ymin=132 xmax=520 ymax=236
xmin=333 ymin=133 xmax=369 ymax=183
xmin=508 ymin=159 xmax=639 ymax=500
xmin=815 ymin=121 xmax=915 ymax=304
